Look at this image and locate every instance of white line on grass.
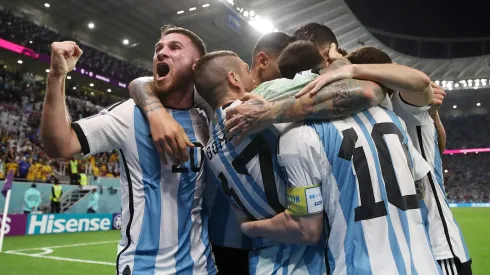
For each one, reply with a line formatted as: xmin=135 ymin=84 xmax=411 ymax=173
xmin=6 ymin=240 xmax=119 ymax=252
xmin=4 ymin=250 xmax=114 ymax=266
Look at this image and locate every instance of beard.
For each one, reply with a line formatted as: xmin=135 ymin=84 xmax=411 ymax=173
xmin=153 ymin=67 xmax=194 ymax=100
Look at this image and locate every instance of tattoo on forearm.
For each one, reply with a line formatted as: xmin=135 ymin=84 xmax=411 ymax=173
xmin=145 ymin=105 xmax=165 ymax=114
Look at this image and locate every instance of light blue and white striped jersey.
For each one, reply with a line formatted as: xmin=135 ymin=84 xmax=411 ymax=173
xmin=392 ymin=91 xmax=471 ymax=263
xmin=279 ymin=106 xmax=443 ymax=275
xmin=73 ymin=99 xmax=216 ymax=275
xmin=203 ymin=164 xmax=253 ymax=250
xmin=204 ymin=102 xmax=325 ymax=275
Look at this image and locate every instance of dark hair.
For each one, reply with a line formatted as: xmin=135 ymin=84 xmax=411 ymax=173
xmin=278 ymin=41 xmax=325 ymax=79
xmin=292 ymin=23 xmax=338 ymax=47
xmin=193 ymin=51 xmax=241 ymax=107
xmin=161 ymin=25 xmax=207 ymax=56
xmin=31 ymin=183 xmax=36 ymax=188
xmin=252 ymin=32 xmax=292 ymax=64
xmin=347 ymin=47 xmax=392 ymax=64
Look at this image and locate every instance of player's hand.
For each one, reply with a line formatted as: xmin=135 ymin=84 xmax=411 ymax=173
xmin=147 ymin=108 xmax=194 ymax=165
xmin=240 ymin=221 xmax=258 ymax=238
xmin=294 ymin=65 xmax=354 ymax=98
xmin=429 ymin=82 xmax=446 ymax=116
xmin=49 ymin=41 xmax=83 ymax=77
xmin=225 ymin=93 xmax=273 ymax=143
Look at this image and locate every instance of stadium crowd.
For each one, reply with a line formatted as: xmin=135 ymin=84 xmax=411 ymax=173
xmin=0 ymin=9 xmax=151 ymax=83
xmin=0 ymin=64 xmax=120 ymax=182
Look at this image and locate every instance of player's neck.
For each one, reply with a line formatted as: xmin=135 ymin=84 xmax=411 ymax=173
xmin=214 ymin=89 xmax=244 ymax=111
xmin=160 ymin=84 xmax=194 ymax=109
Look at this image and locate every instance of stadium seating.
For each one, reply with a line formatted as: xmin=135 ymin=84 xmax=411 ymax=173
xmin=0 ymin=9 xmax=151 ymax=83
xmin=0 ymin=65 xmax=120 ymax=182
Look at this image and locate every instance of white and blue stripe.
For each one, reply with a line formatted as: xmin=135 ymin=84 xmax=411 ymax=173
xmin=205 ymin=105 xmax=325 ymax=274
xmin=308 ymin=106 xmax=442 ymax=275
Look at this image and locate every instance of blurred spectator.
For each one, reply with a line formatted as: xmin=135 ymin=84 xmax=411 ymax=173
xmin=0 ymin=9 xmax=151 ymax=83
xmin=0 ymin=65 xmax=120 ymax=183
xmin=442 ymin=115 xmax=490 ymax=149
xmin=444 ymin=153 xmax=490 ymax=203
xmin=23 ymin=183 xmax=41 ymax=214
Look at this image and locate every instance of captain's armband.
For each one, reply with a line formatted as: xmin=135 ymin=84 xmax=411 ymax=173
xmin=286 ymin=185 xmax=323 ymax=216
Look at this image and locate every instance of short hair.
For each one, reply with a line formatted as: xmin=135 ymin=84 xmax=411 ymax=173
xmin=193 ymin=51 xmax=241 ymax=107
xmin=252 ymin=32 xmax=292 ymax=63
xmin=347 ymin=47 xmax=392 ymax=64
xmin=292 ymin=23 xmax=338 ymax=47
xmin=161 ymin=25 xmax=207 ymax=56
xmin=278 ymin=41 xmax=324 ymax=79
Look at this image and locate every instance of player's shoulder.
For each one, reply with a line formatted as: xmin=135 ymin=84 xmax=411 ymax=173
xmin=279 ymin=122 xmax=321 ymax=155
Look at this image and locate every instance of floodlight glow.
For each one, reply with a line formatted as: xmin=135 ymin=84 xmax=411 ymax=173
xmin=90 ymin=83 xmax=94 ymax=87
xmin=244 ymin=11 xmax=248 ymax=17
xmin=17 ymin=60 xmax=23 ymax=64
xmin=203 ymin=4 xmax=210 ymax=8
xmin=88 ymin=22 xmax=95 ymax=29
xmin=107 ymin=89 xmax=112 ymax=92
xmin=45 ymin=69 xmax=50 ymax=73
xmin=477 ymin=103 xmax=481 ymax=106
xmin=123 ymin=39 xmax=129 ymax=45
xmin=67 ymin=76 xmax=71 ymax=79
xmin=189 ymin=7 xmax=196 ymax=11
xmin=435 ymin=80 xmax=440 ymax=85
xmin=453 ymin=105 xmax=457 ymax=109
xmin=455 ymin=83 xmax=459 ymax=88
xmin=44 ymin=3 xmax=50 ymax=8
xmin=249 ymin=18 xmax=275 ymax=34
xmin=177 ymin=10 xmax=184 ymax=14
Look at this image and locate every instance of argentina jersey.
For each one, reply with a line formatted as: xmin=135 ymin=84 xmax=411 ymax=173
xmin=392 ymin=91 xmax=471 ymax=265
xmin=307 ymin=106 xmax=442 ymax=275
xmin=205 ymin=101 xmax=325 ymax=275
xmin=72 ymin=99 xmax=216 ymax=275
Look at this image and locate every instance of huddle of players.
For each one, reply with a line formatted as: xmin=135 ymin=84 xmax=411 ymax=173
xmin=41 ymin=22 xmax=471 ymax=275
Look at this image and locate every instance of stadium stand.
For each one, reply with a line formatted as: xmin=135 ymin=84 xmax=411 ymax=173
xmin=0 ymin=9 xmax=151 ymax=83
xmin=0 ymin=65 xmax=121 ymax=182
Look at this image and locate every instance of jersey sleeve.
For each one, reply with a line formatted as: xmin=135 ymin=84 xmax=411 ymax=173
xmin=277 ymin=124 xmax=324 ymax=216
xmin=408 ymin=136 xmax=431 ymax=181
xmin=391 ymin=91 xmax=432 ymax=126
xmin=71 ymin=100 xmax=132 ymax=157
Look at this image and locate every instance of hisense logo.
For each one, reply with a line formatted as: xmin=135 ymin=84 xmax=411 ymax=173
xmin=27 ymin=215 xmax=111 ymax=234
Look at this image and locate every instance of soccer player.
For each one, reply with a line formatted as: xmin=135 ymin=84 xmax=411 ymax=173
xmin=191 ymin=47 xmax=394 ymax=274
xmin=241 ymin=41 xmax=443 ymax=275
xmin=348 ymin=47 xmax=472 ymax=275
xmin=40 ymin=26 xmax=216 ymax=274
xmin=129 ymin=31 xmax=293 ymax=275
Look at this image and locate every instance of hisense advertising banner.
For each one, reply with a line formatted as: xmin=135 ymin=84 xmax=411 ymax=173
xmin=1 ymin=213 xmax=121 ymax=236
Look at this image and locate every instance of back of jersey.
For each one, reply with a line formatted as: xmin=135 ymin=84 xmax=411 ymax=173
xmin=309 ymin=106 xmax=442 ymax=275
xmin=206 ymin=107 xmax=287 ymax=229
xmin=206 ymin=106 xmax=325 ymax=275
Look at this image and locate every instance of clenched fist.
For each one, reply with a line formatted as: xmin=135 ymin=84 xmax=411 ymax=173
xmin=50 ymin=41 xmax=83 ymax=77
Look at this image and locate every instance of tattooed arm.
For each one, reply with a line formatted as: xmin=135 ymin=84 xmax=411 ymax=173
xmin=225 ymin=58 xmax=385 ymax=139
xmin=129 ymin=77 xmax=193 ymax=164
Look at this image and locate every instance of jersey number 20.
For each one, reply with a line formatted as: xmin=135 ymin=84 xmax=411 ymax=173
xmin=338 ymin=122 xmax=420 ymax=222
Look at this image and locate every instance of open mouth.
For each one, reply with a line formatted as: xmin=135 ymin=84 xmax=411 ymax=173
xmin=157 ymin=63 xmax=170 ymax=78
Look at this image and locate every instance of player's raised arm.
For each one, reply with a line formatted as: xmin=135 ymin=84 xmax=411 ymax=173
xmin=129 ymin=77 xmax=193 ymax=165
xmin=225 ymin=71 xmax=384 ymax=140
xmin=429 ymin=82 xmax=447 ymax=154
xmin=41 ymin=41 xmax=83 ymax=158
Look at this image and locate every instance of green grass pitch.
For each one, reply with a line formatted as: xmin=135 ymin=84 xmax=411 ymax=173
xmin=0 ymin=208 xmax=488 ymax=274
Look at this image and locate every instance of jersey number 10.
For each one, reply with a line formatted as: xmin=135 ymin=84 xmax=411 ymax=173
xmin=338 ymin=122 xmax=420 ymax=222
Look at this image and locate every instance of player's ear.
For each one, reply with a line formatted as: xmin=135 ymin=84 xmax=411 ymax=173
xmin=227 ymin=71 xmax=241 ymax=89
xmin=257 ymin=52 xmax=268 ymax=70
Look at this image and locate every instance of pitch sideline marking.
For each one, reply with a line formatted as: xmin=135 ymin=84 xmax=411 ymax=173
xmin=2 ymin=240 xmax=119 ymax=266
xmin=4 ymin=250 xmax=114 ymax=266
xmin=6 ymin=240 xmax=119 ymax=252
